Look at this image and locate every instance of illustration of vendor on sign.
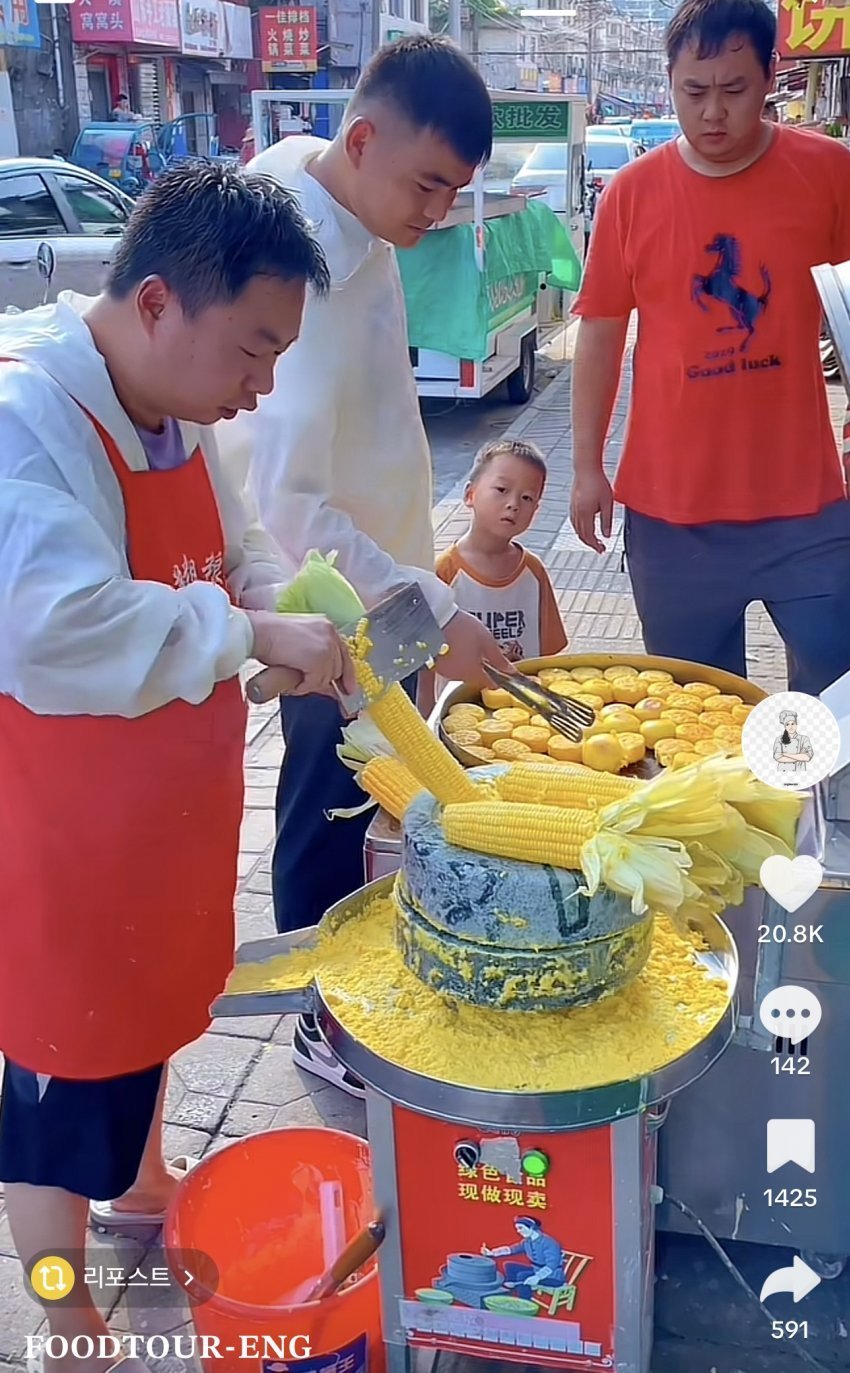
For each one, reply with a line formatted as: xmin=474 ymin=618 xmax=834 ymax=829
xmin=482 ymin=1216 xmax=568 ymax=1299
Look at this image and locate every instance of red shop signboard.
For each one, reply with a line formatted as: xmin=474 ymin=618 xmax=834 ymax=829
xmin=71 ymin=0 xmax=180 ymax=48
xmin=777 ymin=0 xmax=850 ymax=58
xmin=259 ymin=5 xmax=317 ymax=71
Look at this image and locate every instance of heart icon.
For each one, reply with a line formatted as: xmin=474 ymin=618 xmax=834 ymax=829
xmin=759 ymin=855 xmax=823 ymax=913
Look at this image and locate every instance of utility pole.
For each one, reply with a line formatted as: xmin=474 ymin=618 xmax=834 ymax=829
xmin=371 ymin=0 xmax=383 ymax=59
xmin=448 ymin=0 xmax=463 ymax=45
xmin=586 ymin=5 xmax=594 ymax=110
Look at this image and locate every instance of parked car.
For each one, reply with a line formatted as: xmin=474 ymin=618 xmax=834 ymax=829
xmin=585 ymin=129 xmax=643 ymax=187
xmin=510 ymin=141 xmax=571 ymax=212
xmin=0 ymin=157 xmax=133 ymax=311
xmin=629 ymin=118 xmax=680 ymax=150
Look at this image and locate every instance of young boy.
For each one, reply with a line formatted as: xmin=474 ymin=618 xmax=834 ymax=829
xmin=422 ymin=440 xmax=568 ymax=712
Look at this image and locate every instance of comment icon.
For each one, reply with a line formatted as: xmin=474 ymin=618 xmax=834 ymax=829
xmin=759 ymin=986 xmax=822 ymax=1055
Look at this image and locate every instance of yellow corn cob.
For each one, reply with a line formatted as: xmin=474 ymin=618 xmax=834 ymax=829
xmin=351 ymin=633 xmax=478 ymax=805
xmin=496 ymin=761 xmax=639 ymax=808
xmin=443 ymin=801 xmax=597 ymax=869
xmin=360 ymin=756 xmax=423 ymax=821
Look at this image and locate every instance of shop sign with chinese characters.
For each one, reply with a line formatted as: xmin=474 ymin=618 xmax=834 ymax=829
xmin=259 ymin=5 xmax=318 ymax=72
xmin=0 ymin=0 xmax=40 ymax=49
xmin=778 ymin=0 xmax=850 ymax=58
xmin=180 ymin=0 xmax=223 ymax=56
xmin=492 ymin=100 xmax=571 ymax=142
xmin=71 ymin=0 xmax=181 ymax=48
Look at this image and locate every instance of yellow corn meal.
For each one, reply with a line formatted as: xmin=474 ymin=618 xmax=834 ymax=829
xmin=449 ymin=729 xmax=482 ymax=748
xmin=603 ymin=665 xmax=639 ymax=680
xmin=492 ymin=737 xmax=532 ymax=760
xmin=448 ymin=703 xmax=486 ymax=720
xmin=225 ymin=895 xmax=729 ymax=1093
xmin=665 ymin=693 xmax=703 ymax=714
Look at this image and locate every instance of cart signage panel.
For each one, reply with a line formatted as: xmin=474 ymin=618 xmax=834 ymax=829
xmin=493 ymin=100 xmax=571 ymax=141
xmin=391 ymin=1108 xmax=616 ymax=1368
xmin=777 ymin=0 xmax=850 ymax=58
xmin=259 ymin=4 xmax=318 ymax=71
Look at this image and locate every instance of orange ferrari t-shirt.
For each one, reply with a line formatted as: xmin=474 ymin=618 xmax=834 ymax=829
xmin=574 ymin=127 xmax=850 ymax=524
xmin=436 ymin=544 xmax=568 ymax=663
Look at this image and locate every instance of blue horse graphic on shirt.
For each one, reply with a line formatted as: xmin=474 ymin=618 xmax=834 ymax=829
xmin=691 ymin=234 xmax=771 ymax=352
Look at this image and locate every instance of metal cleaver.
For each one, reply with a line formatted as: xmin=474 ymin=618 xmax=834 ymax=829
xmin=246 ymin=582 xmax=445 ymax=712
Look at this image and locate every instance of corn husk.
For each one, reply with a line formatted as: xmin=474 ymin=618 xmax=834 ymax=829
xmin=581 ymin=830 xmax=698 ymax=917
xmin=276 ymin=549 xmax=365 ymax=625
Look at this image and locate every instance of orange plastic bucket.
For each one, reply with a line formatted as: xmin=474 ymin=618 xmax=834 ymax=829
xmin=164 ymin=1128 xmax=384 ymax=1373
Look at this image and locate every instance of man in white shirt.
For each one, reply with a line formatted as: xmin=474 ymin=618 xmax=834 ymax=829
xmin=218 ymin=36 xmax=510 ymax=1095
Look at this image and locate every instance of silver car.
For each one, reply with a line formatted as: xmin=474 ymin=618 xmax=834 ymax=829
xmin=585 ymin=131 xmax=643 ymax=188
xmin=0 ymin=157 xmax=133 ymax=311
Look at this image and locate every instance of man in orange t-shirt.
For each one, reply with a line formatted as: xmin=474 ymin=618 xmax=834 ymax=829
xmin=570 ymin=0 xmax=850 ymax=695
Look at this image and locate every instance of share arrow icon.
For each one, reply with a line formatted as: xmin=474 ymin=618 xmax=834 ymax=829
xmin=759 ymin=1256 xmax=822 ymax=1304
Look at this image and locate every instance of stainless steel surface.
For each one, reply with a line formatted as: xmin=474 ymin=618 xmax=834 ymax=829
xmin=367 ymin=1089 xmax=407 ymax=1349
xmin=613 ymin=1115 xmax=655 ymax=1373
xmin=340 ymin=584 xmax=443 ymax=714
xmin=812 ymin=259 xmax=850 ymax=396
xmin=659 ymin=837 xmax=850 ymax=1257
xmin=213 ymin=925 xmax=319 ymax=1018
xmin=365 ymin=808 xmax=404 ymax=884
xmin=218 ymin=875 xmax=739 ymax=1132
xmin=440 ymin=190 xmax=529 ymax=228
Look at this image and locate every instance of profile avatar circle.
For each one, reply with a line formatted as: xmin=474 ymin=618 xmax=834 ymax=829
xmin=742 ymin=691 xmax=840 ymax=792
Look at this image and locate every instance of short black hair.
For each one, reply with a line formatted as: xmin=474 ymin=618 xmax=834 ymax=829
xmin=107 ymin=161 xmax=329 ymax=316
xmin=350 ymin=34 xmax=492 ymax=168
xmin=666 ymin=0 xmax=776 ymax=77
xmin=117 ymin=93 xmax=129 ymax=102
xmin=516 ymin=1216 xmax=540 ymax=1229
xmin=468 ymin=438 xmax=547 ymax=489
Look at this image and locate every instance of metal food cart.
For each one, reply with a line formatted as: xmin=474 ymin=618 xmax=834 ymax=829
xmin=248 ymin=88 xmax=583 ymax=403
xmin=364 ymin=656 xmax=850 ymax=1279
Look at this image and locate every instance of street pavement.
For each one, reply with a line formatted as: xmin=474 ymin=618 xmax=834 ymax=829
xmin=1 ymin=355 xmax=847 ymax=1371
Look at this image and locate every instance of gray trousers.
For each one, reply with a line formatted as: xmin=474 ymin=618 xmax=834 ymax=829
xmin=623 ymin=500 xmax=850 ymax=696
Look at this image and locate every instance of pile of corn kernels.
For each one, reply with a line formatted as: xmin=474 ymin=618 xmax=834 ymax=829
xmin=225 ymin=894 xmax=731 ymax=1093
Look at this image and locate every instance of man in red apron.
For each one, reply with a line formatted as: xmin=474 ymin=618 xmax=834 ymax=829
xmin=0 ymin=162 xmax=352 ymax=1370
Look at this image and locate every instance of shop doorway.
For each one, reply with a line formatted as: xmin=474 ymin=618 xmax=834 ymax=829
xmin=88 ymin=68 xmax=111 ymax=122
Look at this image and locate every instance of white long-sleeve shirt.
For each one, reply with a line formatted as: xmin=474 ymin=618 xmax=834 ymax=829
xmin=215 ymin=136 xmax=456 ymax=629
xmin=0 ymin=295 xmax=293 ymax=718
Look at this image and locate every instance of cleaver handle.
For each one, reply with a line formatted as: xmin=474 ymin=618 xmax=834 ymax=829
xmin=246 ymin=666 xmax=303 ymax=704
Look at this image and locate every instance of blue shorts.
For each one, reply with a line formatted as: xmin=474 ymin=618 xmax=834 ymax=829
xmin=623 ymin=499 xmax=850 ymax=695
xmin=0 ymin=1059 xmax=164 ymax=1200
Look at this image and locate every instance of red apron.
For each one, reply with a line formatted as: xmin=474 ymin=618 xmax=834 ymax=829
xmin=0 ymin=405 xmax=247 ymax=1080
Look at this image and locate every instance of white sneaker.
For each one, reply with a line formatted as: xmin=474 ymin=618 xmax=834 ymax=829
xmin=292 ymin=1014 xmax=365 ymax=1100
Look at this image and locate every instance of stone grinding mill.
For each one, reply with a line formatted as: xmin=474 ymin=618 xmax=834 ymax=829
xmin=216 ymin=797 xmax=739 ymax=1373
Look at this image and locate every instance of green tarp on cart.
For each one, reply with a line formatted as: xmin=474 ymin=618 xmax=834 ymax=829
xmin=397 ymin=198 xmax=582 ymax=364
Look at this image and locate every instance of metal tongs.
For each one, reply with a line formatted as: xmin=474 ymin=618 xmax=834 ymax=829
xmin=483 ymin=664 xmax=595 ymax=742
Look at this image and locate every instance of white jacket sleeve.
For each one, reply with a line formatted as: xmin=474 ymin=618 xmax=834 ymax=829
xmin=226 ymin=372 xmax=457 ymax=631
xmin=201 ymin=428 xmax=298 ymax=612
xmin=0 ymin=416 xmax=254 ymax=718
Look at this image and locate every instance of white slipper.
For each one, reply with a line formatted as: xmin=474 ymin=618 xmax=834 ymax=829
xmin=89 ymin=1155 xmax=199 ymax=1230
